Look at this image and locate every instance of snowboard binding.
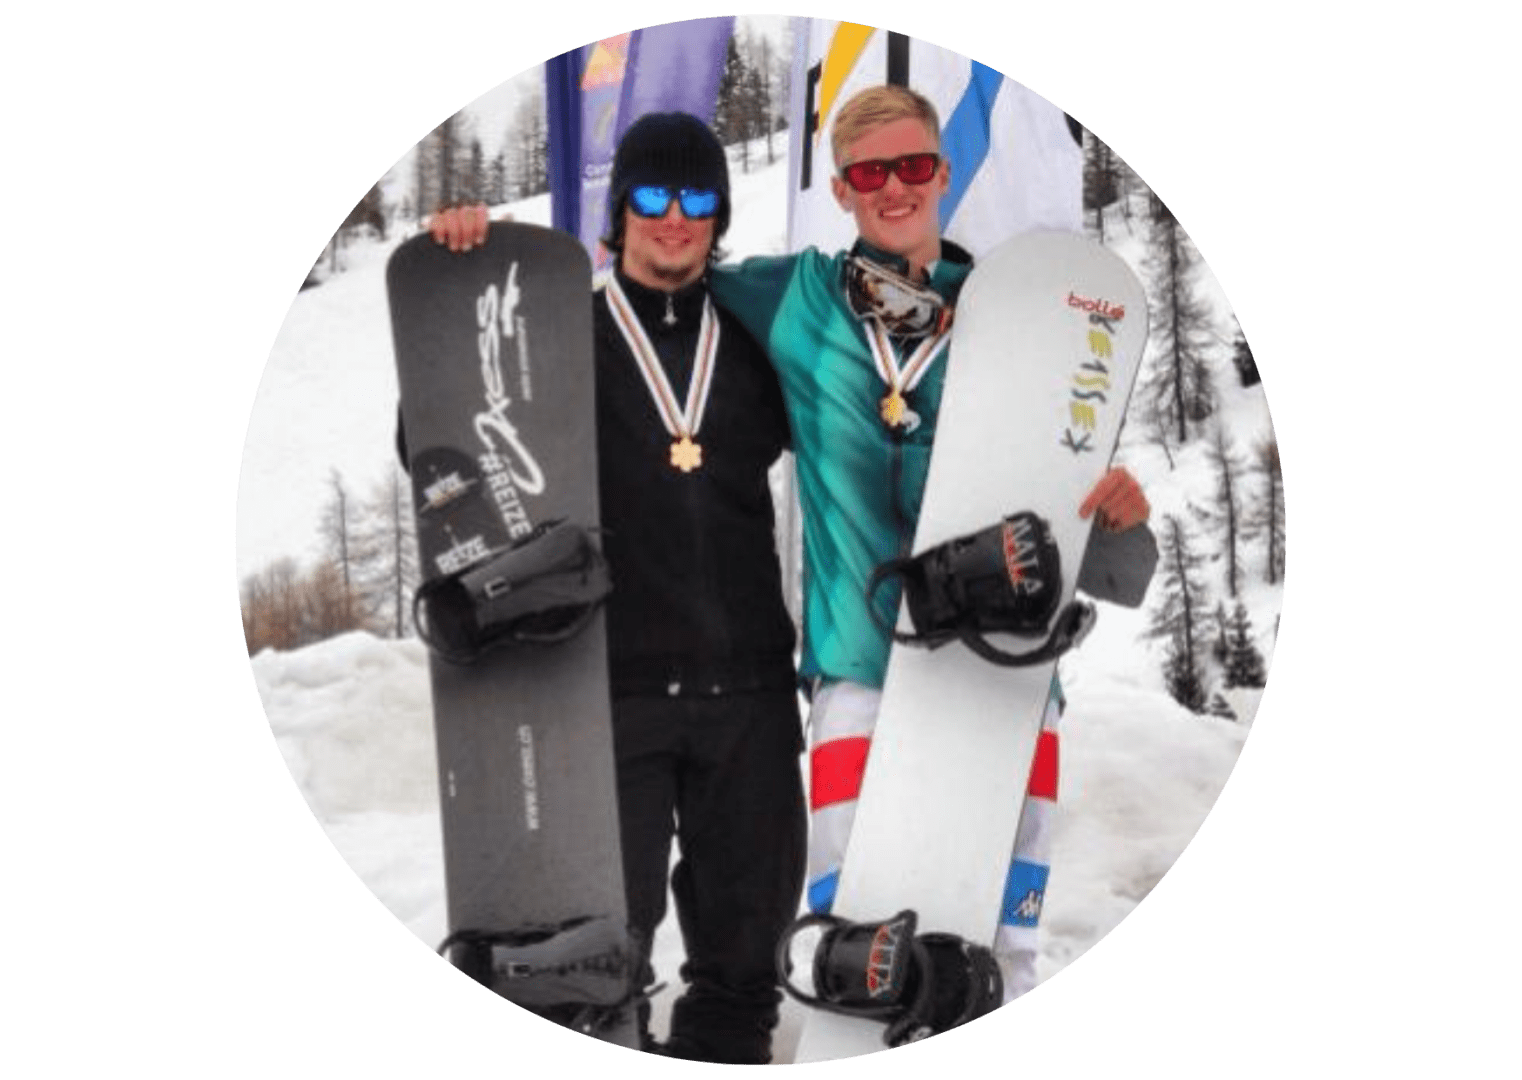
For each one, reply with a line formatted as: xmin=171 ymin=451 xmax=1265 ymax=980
xmin=776 ymin=910 xmax=1002 ymax=1047
xmin=867 ymin=510 xmax=1096 ymax=668
xmin=413 ymin=519 xmax=612 ymax=664
xmin=438 ymin=915 xmax=648 ymax=1037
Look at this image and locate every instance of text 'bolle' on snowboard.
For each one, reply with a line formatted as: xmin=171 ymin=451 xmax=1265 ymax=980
xmin=784 ymin=231 xmax=1150 ymax=1060
xmin=386 ymin=223 xmax=638 ymax=1049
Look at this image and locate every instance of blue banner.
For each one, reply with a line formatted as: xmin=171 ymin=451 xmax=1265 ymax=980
xmin=545 ymin=48 xmax=583 ymax=237
xmin=546 ymin=19 xmax=735 ymax=270
xmin=578 ymin=33 xmax=635 ymax=268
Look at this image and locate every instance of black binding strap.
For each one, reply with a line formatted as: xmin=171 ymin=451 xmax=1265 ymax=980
xmin=885 ymin=932 xmax=1003 ymax=1046
xmin=414 ymin=519 xmax=611 ymax=664
xmin=438 ymin=916 xmax=650 ymax=1036
xmin=775 ymin=910 xmax=1003 ymax=1048
xmin=865 ymin=511 xmax=1096 ymax=668
xmin=956 ymin=599 xmax=1096 ymax=668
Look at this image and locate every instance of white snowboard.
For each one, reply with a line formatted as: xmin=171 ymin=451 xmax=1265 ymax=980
xmin=794 ymin=231 xmax=1149 ymax=1061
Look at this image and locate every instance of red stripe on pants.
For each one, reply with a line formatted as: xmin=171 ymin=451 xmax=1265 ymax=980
xmin=811 ymin=737 xmax=871 ymax=811
xmin=1026 ymin=731 xmax=1059 ymax=801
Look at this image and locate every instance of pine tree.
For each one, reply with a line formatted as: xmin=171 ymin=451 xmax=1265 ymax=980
xmin=1083 ymin=130 xmax=1122 ymax=243
xmin=713 ymin=34 xmax=758 ymax=160
xmin=318 ymin=469 xmax=359 ymax=629
xmin=1136 ymin=196 xmax=1217 ymax=448
xmin=1194 ymin=425 xmax=1248 ymax=597
xmin=714 ymin=21 xmax=786 ymax=168
xmin=1230 ymin=319 xmax=1260 ymax=388
xmin=468 ymin=138 xmax=487 ymax=204
xmin=770 ymin=20 xmax=791 ymax=138
xmin=1244 ymin=437 xmax=1286 ymax=584
xmin=1144 ymin=190 xmax=1166 ymax=222
xmin=489 ymin=151 xmax=508 ymax=206
xmin=1116 ymin=147 xmax=1144 ymax=231
xmin=1165 ymin=638 xmax=1209 ymax=714
xmin=413 ymin=110 xmax=477 ymax=217
xmin=757 ymin=33 xmax=778 ymax=164
xmin=354 ymin=466 xmax=419 ymax=638
xmin=1146 ymin=514 xmax=1213 ymax=713
xmin=508 ymin=86 xmax=548 ymax=199
xmin=1186 ymin=354 xmax=1216 ymax=427
xmin=341 ymin=182 xmax=387 ymax=241
xmin=437 ymin=113 xmax=458 ymax=207
xmin=1222 ymin=602 xmax=1268 ymax=689
xmin=1210 ymin=600 xmax=1229 ymax=666
xmin=739 ymin=61 xmax=767 ymax=173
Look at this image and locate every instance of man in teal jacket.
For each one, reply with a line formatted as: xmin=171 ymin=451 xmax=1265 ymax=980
xmin=709 ymin=84 xmax=1154 ymax=1002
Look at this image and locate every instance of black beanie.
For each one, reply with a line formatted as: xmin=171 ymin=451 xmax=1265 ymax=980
xmin=605 ymin=112 xmax=730 ymax=250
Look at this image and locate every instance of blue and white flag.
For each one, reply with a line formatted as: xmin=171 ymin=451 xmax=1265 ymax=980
xmin=785 ymin=19 xmax=1082 ymax=259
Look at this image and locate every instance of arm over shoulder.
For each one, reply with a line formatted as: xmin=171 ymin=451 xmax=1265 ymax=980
xmin=709 ymin=252 xmax=803 ymax=347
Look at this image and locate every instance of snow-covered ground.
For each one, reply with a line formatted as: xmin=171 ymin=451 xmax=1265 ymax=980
xmin=253 ymin=606 xmax=1254 ymax=1060
xmin=241 ymin=134 xmax=1276 ymax=1062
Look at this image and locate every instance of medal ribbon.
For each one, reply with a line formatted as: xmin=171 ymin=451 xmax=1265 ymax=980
xmin=605 ymin=276 xmax=720 ymax=447
xmin=863 ymin=318 xmax=951 ymax=425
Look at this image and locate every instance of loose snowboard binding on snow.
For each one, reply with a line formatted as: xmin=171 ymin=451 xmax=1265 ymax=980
xmin=776 ymin=910 xmax=1002 ymax=1047
xmin=413 ymin=519 xmax=612 ymax=664
xmin=438 ymin=915 xmax=649 ymax=1037
xmin=868 ymin=510 xmax=1095 ymax=668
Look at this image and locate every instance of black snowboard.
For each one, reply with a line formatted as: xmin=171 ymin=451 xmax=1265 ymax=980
xmin=386 ymin=223 xmax=635 ymax=1048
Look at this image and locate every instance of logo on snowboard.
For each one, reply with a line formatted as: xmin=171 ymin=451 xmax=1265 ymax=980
xmin=421 ymin=470 xmax=474 ymax=511
xmin=1066 ymin=291 xmax=1126 ymax=322
xmin=475 ymin=261 xmax=545 ymax=540
xmin=1001 ymin=515 xmax=1046 ymax=596
xmin=1060 ymin=290 xmax=1125 ymax=455
xmin=437 ymin=533 xmax=492 ymax=576
xmin=517 ymin=724 xmax=541 ymax=831
xmin=864 ymin=915 xmax=913 ymax=999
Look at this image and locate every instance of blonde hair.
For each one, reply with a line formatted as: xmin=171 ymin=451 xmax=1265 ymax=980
xmin=831 ymin=85 xmax=940 ymax=167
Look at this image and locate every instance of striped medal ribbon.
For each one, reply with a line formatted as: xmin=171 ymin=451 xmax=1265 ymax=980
xmin=605 ymin=277 xmax=720 ymax=473
xmin=863 ymin=318 xmax=951 ymax=433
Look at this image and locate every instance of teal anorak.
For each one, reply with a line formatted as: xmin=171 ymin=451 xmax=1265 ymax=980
xmin=710 ymin=246 xmax=973 ymax=689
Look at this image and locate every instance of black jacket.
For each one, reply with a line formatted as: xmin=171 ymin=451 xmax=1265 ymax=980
xmin=593 ymin=270 xmax=796 ymax=698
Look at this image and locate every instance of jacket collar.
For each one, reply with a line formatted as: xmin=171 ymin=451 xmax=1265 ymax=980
xmin=612 ymin=266 xmax=709 ymax=332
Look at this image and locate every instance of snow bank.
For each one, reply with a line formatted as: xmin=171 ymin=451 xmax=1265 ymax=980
xmin=254 ymin=631 xmax=436 ymax=819
xmin=252 ymin=624 xmax=1252 ymax=1057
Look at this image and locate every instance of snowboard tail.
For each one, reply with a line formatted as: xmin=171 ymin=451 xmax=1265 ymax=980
xmin=387 ymin=224 xmax=637 ymax=1048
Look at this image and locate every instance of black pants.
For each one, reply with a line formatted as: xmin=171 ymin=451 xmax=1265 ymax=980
xmin=613 ymin=689 xmax=806 ymax=1064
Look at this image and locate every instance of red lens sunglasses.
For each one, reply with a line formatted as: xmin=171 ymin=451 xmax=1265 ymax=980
xmin=839 ymin=152 xmax=941 ymax=193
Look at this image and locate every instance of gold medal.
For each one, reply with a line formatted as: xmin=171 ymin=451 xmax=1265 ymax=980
xmin=606 ymin=279 xmax=721 ymax=478
xmin=865 ymin=316 xmax=949 ymax=433
xmin=670 ymin=435 xmax=703 ymax=473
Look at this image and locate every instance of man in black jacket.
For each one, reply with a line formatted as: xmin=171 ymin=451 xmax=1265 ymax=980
xmin=426 ymin=113 xmax=804 ymax=1065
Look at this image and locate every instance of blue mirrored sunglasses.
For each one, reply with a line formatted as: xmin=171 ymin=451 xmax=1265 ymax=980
xmin=628 ymin=185 xmax=721 ymax=220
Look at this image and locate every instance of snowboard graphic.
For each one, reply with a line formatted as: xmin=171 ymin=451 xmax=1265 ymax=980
xmin=386 ymin=223 xmax=636 ymax=1048
xmin=793 ymin=231 xmax=1149 ymax=1060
